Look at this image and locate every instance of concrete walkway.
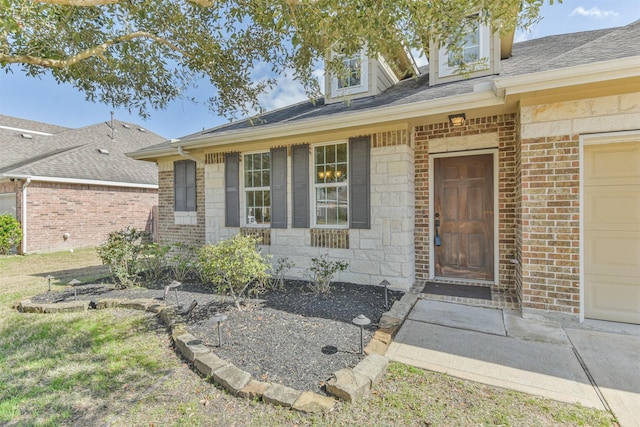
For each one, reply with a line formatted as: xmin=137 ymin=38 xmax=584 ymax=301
xmin=385 ymin=299 xmax=640 ymax=427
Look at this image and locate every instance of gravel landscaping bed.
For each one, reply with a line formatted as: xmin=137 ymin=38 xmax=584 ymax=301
xmin=31 ymin=280 xmax=403 ymax=394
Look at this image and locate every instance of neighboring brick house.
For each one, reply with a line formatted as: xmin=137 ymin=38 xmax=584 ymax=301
xmin=130 ymin=20 xmax=640 ymax=325
xmin=0 ymin=115 xmax=165 ymax=253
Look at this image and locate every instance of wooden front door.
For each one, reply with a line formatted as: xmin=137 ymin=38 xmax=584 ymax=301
xmin=434 ymin=154 xmax=494 ymax=281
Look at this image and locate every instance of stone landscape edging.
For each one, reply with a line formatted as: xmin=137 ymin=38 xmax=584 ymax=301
xmin=16 ymin=291 xmax=418 ymax=413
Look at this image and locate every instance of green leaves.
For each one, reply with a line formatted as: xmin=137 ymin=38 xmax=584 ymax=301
xmin=0 ymin=214 xmax=21 ymax=255
xmin=0 ymin=0 xmax=546 ymax=119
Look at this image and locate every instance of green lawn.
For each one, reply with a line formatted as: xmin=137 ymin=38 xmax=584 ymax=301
xmin=0 ymin=249 xmax=617 ymax=426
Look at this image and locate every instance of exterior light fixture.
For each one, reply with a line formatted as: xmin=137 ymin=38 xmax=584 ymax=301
xmin=164 ymin=280 xmax=182 ymax=306
xmin=69 ymin=279 xmax=81 ymax=300
xmin=352 ymin=314 xmax=371 ymax=355
xmin=46 ymin=275 xmax=55 ymax=292
xmin=211 ymin=313 xmax=228 ymax=347
xmin=448 ymin=113 xmax=466 ymax=127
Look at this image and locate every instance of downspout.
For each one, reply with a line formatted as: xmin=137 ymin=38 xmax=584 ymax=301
xmin=177 ymin=145 xmax=201 ymax=163
xmin=21 ymin=177 xmax=32 ymax=254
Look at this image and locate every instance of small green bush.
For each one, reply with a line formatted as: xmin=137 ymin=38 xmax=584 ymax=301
xmin=197 ymin=234 xmax=271 ymax=309
xmin=97 ymin=227 xmax=150 ymax=288
xmin=305 ymin=254 xmax=348 ymax=294
xmin=0 ymin=214 xmax=21 ymax=255
xmin=269 ymin=257 xmax=295 ymax=289
xmin=169 ymin=242 xmax=198 ymax=282
xmin=138 ymin=243 xmax=170 ymax=284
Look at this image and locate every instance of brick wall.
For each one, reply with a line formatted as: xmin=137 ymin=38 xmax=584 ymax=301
xmin=518 ymin=92 xmax=639 ymax=318
xmin=23 ymin=182 xmax=157 ymax=253
xmin=413 ymin=114 xmax=518 ymax=291
xmin=519 ymin=135 xmax=580 ymax=314
xmin=157 ymin=164 xmax=206 ymax=248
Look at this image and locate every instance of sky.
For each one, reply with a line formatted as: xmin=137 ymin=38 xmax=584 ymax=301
xmin=0 ymin=0 xmax=638 ymax=140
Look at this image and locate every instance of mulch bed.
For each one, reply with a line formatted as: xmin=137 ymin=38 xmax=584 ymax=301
xmin=30 ymin=279 xmax=403 ymax=394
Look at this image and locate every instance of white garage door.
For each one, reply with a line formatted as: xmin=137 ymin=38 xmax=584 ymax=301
xmin=584 ymin=140 xmax=640 ymax=324
xmin=0 ymin=193 xmax=16 ymax=217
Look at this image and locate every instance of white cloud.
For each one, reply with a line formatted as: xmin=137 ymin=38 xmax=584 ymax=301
xmin=256 ymin=67 xmax=325 ymax=113
xmin=570 ymin=6 xmax=620 ymax=18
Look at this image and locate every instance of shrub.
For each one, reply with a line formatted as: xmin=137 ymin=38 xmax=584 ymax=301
xmin=269 ymin=257 xmax=295 ymax=289
xmin=168 ymin=242 xmax=198 ymax=282
xmin=197 ymin=234 xmax=271 ymax=309
xmin=96 ymin=227 xmax=149 ymax=288
xmin=305 ymin=254 xmax=348 ymax=294
xmin=0 ymin=214 xmax=21 ymax=255
xmin=138 ymin=243 xmax=170 ymax=284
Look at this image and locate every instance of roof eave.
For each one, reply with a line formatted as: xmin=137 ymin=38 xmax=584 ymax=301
xmin=0 ymin=174 xmax=158 ymax=189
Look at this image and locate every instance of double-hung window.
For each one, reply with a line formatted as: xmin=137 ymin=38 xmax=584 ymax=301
xmin=314 ymin=143 xmax=348 ymax=227
xmin=438 ymin=17 xmax=490 ymax=77
xmin=243 ymin=152 xmax=270 ymax=226
xmin=331 ymin=51 xmax=368 ymax=97
xmin=174 ymin=160 xmax=196 ymax=211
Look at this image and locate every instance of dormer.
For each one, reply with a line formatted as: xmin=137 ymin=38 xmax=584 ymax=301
xmin=325 ymin=46 xmax=418 ymax=104
xmin=428 ymin=15 xmax=502 ymax=86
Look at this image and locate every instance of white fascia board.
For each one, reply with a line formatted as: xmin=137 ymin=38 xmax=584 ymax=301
xmin=2 ymin=174 xmax=158 ymax=189
xmin=493 ymin=56 xmax=640 ymax=98
xmin=177 ymin=90 xmax=502 ymax=150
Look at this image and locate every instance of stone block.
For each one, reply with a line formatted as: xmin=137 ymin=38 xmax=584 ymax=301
xmin=43 ymin=301 xmax=88 ymax=313
xmin=146 ymin=303 xmax=165 ymax=313
xmin=353 ymin=354 xmax=389 ymax=386
xmin=378 ymin=314 xmax=402 ymax=329
xmin=19 ymin=300 xmax=43 ymax=313
xmin=119 ymin=298 xmax=153 ymax=311
xmin=325 ymin=368 xmax=370 ymax=402
xmin=174 ymin=332 xmax=210 ymax=362
xmin=292 ymin=391 xmax=336 ymax=414
xmin=238 ymin=380 xmax=270 ymax=400
xmin=194 ymin=352 xmax=228 ymax=377
xmin=95 ymin=298 xmax=122 ymax=310
xmin=364 ymin=338 xmax=388 ymax=356
xmin=262 ymin=383 xmax=301 ymax=408
xmin=211 ymin=364 xmax=252 ymax=396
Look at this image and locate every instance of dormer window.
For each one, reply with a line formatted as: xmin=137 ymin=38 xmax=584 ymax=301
xmin=438 ymin=18 xmax=490 ymax=78
xmin=331 ymin=51 xmax=369 ymax=98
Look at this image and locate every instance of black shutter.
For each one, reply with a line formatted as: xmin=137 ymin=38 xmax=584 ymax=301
xmin=349 ymin=136 xmax=371 ymax=229
xmin=174 ymin=161 xmax=186 ymax=211
xmin=291 ymin=144 xmax=310 ymax=228
xmin=270 ymin=147 xmax=287 ymax=228
xmin=186 ymin=160 xmax=196 ymax=211
xmin=225 ymin=153 xmax=240 ymax=227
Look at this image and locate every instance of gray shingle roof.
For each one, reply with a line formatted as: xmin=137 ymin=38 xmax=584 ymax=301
xmin=1 ymin=118 xmax=165 ymax=185
xmin=0 ymin=114 xmax=71 ymax=135
xmin=132 ymin=20 xmax=639 ymax=153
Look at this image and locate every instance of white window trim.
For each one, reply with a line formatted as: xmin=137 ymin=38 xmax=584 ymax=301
xmin=438 ymin=23 xmax=490 ymax=77
xmin=330 ymin=51 xmax=369 ymax=98
xmin=242 ymin=151 xmax=271 ymax=228
xmin=312 ymin=141 xmax=349 ymax=229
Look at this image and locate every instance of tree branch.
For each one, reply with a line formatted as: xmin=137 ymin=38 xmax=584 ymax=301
xmin=0 ymin=31 xmax=195 ymax=68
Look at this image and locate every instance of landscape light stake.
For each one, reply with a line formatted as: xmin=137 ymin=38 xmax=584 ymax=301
xmin=380 ymin=279 xmax=390 ymax=310
xmin=46 ymin=275 xmax=55 ymax=292
xmin=69 ymin=279 xmax=81 ymax=300
xmin=211 ymin=313 xmax=228 ymax=347
xmin=352 ymin=314 xmax=371 ymax=355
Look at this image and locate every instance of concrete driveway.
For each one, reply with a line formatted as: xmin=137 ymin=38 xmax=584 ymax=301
xmin=385 ymin=300 xmax=640 ymax=426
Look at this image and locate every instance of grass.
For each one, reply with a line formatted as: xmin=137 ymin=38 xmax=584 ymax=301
xmin=0 ymin=249 xmax=618 ymax=426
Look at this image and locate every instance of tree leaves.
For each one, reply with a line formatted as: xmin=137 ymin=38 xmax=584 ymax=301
xmin=0 ymin=0 xmax=548 ymax=119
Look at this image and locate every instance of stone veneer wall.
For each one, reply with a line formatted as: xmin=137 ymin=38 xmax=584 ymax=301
xmin=157 ymin=161 xmax=206 ymax=248
xmin=19 ymin=182 xmax=157 ymax=253
xmin=203 ymin=129 xmax=415 ymax=290
xmin=413 ymin=114 xmax=518 ymax=292
xmin=519 ymin=93 xmax=639 ymax=319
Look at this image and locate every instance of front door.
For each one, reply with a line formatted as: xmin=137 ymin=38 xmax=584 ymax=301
xmin=434 ymin=154 xmax=494 ymax=281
